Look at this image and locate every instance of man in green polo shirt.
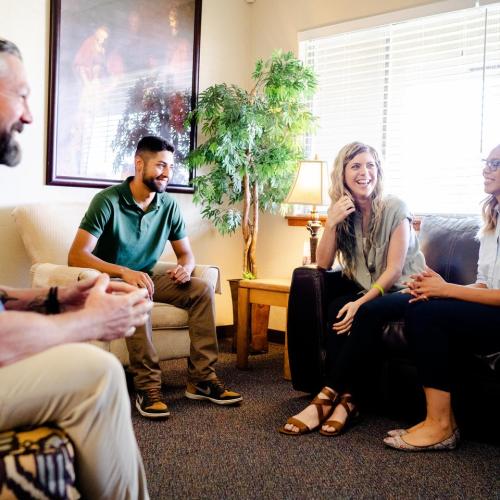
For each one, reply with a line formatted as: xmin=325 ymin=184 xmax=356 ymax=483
xmin=68 ymin=135 xmax=242 ymax=418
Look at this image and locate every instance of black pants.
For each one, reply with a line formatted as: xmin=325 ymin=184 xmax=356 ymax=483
xmin=324 ymin=288 xmax=411 ymax=394
xmin=405 ymin=299 xmax=500 ymax=392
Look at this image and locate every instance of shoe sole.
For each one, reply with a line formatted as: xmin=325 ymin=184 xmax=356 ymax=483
xmin=184 ymin=391 xmax=242 ymax=405
xmin=135 ymin=400 xmax=170 ymax=418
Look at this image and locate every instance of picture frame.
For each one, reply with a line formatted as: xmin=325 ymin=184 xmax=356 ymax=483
xmin=46 ymin=0 xmax=201 ymax=191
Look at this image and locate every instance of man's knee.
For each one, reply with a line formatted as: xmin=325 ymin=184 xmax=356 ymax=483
xmin=58 ymin=343 xmax=126 ymax=394
xmin=190 ymin=277 xmax=214 ymax=301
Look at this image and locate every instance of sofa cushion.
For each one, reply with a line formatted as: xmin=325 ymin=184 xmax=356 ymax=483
xmin=419 ymin=215 xmax=481 ymax=285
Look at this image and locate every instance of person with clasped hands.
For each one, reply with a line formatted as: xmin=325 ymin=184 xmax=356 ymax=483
xmin=0 ymin=38 xmax=151 ymax=499
xmin=280 ymin=141 xmax=425 ymax=436
xmin=383 ymin=144 xmax=500 ymax=451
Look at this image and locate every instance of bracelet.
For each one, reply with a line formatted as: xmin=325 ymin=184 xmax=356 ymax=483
xmin=45 ymin=287 xmax=60 ymax=314
xmin=371 ymin=282 xmax=385 ymax=296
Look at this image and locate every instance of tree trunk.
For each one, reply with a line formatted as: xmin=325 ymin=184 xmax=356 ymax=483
xmin=241 ymin=173 xmax=253 ymax=277
xmin=248 ymin=180 xmax=259 ymax=277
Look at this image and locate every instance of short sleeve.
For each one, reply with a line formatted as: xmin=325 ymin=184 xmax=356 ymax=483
xmin=387 ymin=196 xmax=412 ymax=225
xmin=79 ymin=193 xmax=113 ymax=238
xmin=168 ymin=198 xmax=187 ymax=241
xmin=380 ymin=195 xmax=413 ymax=243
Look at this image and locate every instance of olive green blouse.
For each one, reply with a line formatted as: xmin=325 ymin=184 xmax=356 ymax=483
xmin=350 ymin=195 xmax=425 ymax=292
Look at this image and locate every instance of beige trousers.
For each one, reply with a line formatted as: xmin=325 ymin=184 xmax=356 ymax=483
xmin=126 ymin=274 xmax=219 ymax=390
xmin=0 ymin=343 xmax=149 ymax=500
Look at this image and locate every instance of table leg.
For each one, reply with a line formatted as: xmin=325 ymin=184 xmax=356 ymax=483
xmin=236 ymin=286 xmax=250 ymax=369
xmin=250 ymin=303 xmax=270 ymax=353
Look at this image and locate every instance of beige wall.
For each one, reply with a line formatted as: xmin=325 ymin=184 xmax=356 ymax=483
xmin=1 ymin=0 xmax=444 ymax=328
xmin=250 ymin=0 xmax=445 ymax=59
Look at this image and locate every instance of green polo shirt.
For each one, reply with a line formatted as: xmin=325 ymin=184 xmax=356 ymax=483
xmin=79 ymin=177 xmax=186 ymax=272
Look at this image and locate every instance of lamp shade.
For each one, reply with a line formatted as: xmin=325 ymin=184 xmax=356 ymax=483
xmin=285 ymin=160 xmax=329 ymax=206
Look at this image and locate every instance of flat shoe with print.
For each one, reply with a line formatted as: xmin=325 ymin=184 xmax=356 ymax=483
xmin=383 ymin=431 xmax=459 ymax=451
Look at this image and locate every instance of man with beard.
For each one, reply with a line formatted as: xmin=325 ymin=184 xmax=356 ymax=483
xmin=0 ymin=39 xmax=151 ymax=499
xmin=0 ymin=40 xmax=31 ymax=166
xmin=69 ymin=135 xmax=242 ymax=418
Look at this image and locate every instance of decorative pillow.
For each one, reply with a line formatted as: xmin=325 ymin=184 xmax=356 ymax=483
xmin=0 ymin=426 xmax=79 ymax=499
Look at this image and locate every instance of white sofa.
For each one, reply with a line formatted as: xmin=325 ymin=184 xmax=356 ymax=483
xmin=12 ymin=203 xmax=221 ymax=365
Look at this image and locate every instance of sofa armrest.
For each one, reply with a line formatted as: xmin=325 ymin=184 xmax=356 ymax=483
xmin=151 ymin=261 xmax=221 ymax=294
xmin=30 ymin=263 xmax=100 ymax=288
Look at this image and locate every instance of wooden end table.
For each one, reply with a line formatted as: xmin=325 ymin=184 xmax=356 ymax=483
xmin=236 ymin=278 xmax=291 ymax=380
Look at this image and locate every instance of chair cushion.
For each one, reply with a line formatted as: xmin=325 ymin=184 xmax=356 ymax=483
xmin=151 ymin=302 xmax=188 ymax=329
xmin=0 ymin=425 xmax=79 ymax=499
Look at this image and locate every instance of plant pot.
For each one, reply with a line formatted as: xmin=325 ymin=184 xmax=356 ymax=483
xmin=228 ymin=278 xmax=270 ymax=354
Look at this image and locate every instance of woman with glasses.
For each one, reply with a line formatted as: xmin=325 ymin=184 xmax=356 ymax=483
xmin=384 ymin=144 xmax=500 ymax=451
xmin=279 ymin=142 xmax=425 ymax=436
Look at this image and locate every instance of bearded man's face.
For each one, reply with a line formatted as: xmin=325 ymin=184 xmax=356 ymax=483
xmin=0 ymin=53 xmax=32 ymax=166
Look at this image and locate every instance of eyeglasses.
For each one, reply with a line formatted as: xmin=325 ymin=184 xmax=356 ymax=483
xmin=482 ymin=158 xmax=500 ymax=171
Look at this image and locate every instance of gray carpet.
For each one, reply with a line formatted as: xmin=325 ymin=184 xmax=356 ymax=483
xmin=130 ymin=343 xmax=500 ymax=499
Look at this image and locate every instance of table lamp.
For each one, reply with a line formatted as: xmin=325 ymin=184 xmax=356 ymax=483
xmin=285 ymin=159 xmax=329 ymax=263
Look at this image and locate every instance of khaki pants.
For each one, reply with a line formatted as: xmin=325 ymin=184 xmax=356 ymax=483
xmin=0 ymin=343 xmax=149 ymax=500
xmin=126 ymin=274 xmax=218 ymax=390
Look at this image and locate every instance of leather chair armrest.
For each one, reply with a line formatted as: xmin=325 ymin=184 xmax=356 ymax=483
xmin=287 ymin=266 xmax=362 ymax=393
xmin=30 ymin=263 xmax=100 ymax=288
xmin=152 ymin=261 xmax=221 ymax=294
xmin=287 ymin=266 xmax=329 ymax=393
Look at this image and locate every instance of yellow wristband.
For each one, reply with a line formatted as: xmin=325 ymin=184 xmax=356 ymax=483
xmin=371 ymin=283 xmax=384 ymax=296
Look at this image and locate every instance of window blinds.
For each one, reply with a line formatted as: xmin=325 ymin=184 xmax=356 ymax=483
xmin=300 ymin=3 xmax=500 ymax=214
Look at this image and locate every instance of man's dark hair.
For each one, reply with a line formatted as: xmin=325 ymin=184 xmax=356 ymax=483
xmin=0 ymin=39 xmax=22 ymax=59
xmin=135 ymin=136 xmax=174 ymax=156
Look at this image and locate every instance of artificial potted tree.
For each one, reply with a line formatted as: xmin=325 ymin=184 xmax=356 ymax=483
xmin=187 ymin=50 xmax=317 ymax=278
xmin=187 ymin=51 xmax=317 ymax=351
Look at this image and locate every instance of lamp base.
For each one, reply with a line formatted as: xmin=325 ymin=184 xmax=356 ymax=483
xmin=306 ymin=219 xmax=322 ymax=264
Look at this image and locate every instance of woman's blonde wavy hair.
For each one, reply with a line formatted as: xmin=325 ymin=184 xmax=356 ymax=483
xmin=329 ymin=142 xmax=384 ymax=280
xmin=481 ymin=195 xmax=498 ymax=233
xmin=480 ymin=145 xmax=500 ymax=234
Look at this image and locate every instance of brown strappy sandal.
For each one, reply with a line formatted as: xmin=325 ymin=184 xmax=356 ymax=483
xmin=319 ymin=394 xmax=359 ymax=436
xmin=278 ymin=387 xmax=338 ymax=436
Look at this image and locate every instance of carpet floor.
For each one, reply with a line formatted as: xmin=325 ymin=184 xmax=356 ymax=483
xmin=130 ymin=342 xmax=499 ymax=500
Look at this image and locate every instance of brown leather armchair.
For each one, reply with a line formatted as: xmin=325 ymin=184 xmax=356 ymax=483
xmin=287 ymin=215 xmax=500 ymax=442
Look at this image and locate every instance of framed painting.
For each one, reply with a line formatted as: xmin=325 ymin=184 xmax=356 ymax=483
xmin=47 ymin=0 xmax=201 ymax=191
